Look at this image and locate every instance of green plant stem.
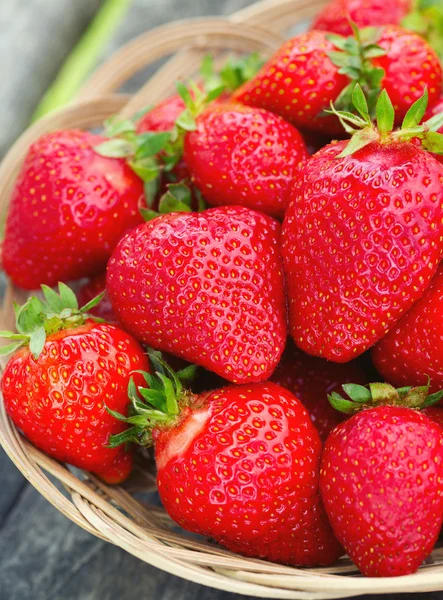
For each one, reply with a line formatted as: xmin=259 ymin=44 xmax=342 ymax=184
xmin=32 ymin=0 xmax=133 ymax=122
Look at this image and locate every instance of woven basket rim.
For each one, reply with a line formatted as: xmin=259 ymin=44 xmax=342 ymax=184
xmin=1 ymin=0 xmax=443 ymax=597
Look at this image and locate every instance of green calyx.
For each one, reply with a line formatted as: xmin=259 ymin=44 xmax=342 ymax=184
xmin=93 ymin=80 xmax=223 ymax=209
xmin=107 ymin=349 xmax=198 ymax=448
xmin=328 ymin=85 xmax=443 ymax=157
xmin=199 ymin=52 xmax=264 ymax=93
xmin=0 ymin=282 xmax=104 ymax=359
xmin=93 ymin=51 xmax=264 ymax=211
xmin=140 ymin=182 xmax=206 ymax=222
xmin=327 ymin=23 xmax=387 ymax=114
xmin=402 ymin=0 xmax=443 ymax=60
xmin=329 ymin=380 xmax=443 ymax=415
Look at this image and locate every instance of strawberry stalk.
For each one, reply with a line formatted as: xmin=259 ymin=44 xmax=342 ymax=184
xmin=32 ymin=0 xmax=133 ymax=121
xmin=93 ymin=52 xmax=264 ymax=212
xmin=0 ymin=283 xmax=104 ymax=358
xmin=107 ymin=350 xmax=198 ymax=447
xmin=329 ymin=381 xmax=443 ymax=414
xmin=93 ymin=81 xmax=224 ymax=210
xmin=328 ymin=85 xmax=443 ymax=156
xmin=326 ymin=23 xmax=387 ymax=114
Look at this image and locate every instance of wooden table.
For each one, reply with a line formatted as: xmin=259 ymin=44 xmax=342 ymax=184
xmin=0 ymin=2 xmax=441 ymax=598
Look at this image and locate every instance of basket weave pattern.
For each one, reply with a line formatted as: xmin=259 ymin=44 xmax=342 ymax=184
xmin=1 ymin=1 xmax=443 ymax=597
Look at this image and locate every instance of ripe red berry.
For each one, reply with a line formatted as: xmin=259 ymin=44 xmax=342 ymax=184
xmin=3 ymin=130 xmax=144 ymax=289
xmin=107 ymin=206 xmax=287 ymax=383
xmin=1 ymin=285 xmax=149 ymax=483
xmin=110 ymin=357 xmax=344 ymax=567
xmin=372 ymin=265 xmax=443 ymax=393
xmin=183 ymin=103 xmax=309 ymax=218
xmin=320 ymin=383 xmax=443 ymax=576
xmin=282 ymin=89 xmax=443 ymax=362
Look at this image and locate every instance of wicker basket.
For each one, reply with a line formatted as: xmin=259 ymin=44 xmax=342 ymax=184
xmin=1 ymin=0 xmax=443 ymax=597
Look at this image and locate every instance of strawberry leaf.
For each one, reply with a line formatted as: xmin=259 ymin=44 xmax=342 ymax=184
xmin=337 ymin=128 xmax=378 ymax=157
xmin=423 ymin=390 xmax=443 ymax=407
xmin=135 ymin=131 xmax=171 ymax=159
xmin=128 ymin=157 xmax=160 ymax=182
xmin=140 ymin=207 xmax=160 ymax=221
xmin=80 ymin=292 xmax=105 ymax=314
xmin=341 ymin=383 xmax=371 ymax=403
xmin=402 ymin=89 xmax=429 ymax=129
xmin=58 ymin=282 xmax=78 ymax=310
xmin=351 ymin=84 xmax=370 ymax=122
xmin=328 ymin=393 xmax=359 ymax=414
xmin=175 ymin=109 xmax=197 ymax=132
xmin=0 ymin=341 xmax=26 ymax=356
xmin=103 ymin=117 xmax=136 ymax=138
xmin=422 ymin=131 xmax=443 ymax=154
xmin=376 ymin=89 xmax=395 ymax=135
xmin=176 ymin=81 xmax=194 ymax=109
xmin=93 ymin=138 xmax=134 ymax=158
xmin=29 ymin=326 xmax=46 ymax=359
xmin=144 ymin=179 xmax=160 ymax=208
xmin=41 ymin=285 xmax=64 ymax=313
xmin=425 ymin=112 xmax=443 ymax=132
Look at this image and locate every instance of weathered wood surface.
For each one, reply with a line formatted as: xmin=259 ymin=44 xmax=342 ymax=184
xmin=1 ymin=1 xmax=443 ymax=599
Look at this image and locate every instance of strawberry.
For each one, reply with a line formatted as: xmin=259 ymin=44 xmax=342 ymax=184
xmin=231 ymin=30 xmax=349 ymax=135
xmin=271 ymin=341 xmax=368 ymax=442
xmin=109 ymin=353 xmax=344 ymax=566
xmin=135 ymin=53 xmax=265 ymax=205
xmin=77 ymin=273 xmax=117 ymax=323
xmin=372 ymin=264 xmax=443 ymax=393
xmin=312 ymin=0 xmax=412 ymax=36
xmin=2 ymin=130 xmax=145 ymax=290
xmin=137 ymin=95 xmax=188 ymax=134
xmin=183 ymin=103 xmax=309 ymax=218
xmin=232 ymin=25 xmax=442 ymax=133
xmin=0 ymin=283 xmax=149 ymax=483
xmin=106 ymin=206 xmax=287 ymax=384
xmin=320 ymin=382 xmax=443 ymax=576
xmin=370 ymin=25 xmax=442 ymax=122
xmin=281 ymin=87 xmax=443 ymax=362
xmin=423 ymin=406 xmax=443 ymax=429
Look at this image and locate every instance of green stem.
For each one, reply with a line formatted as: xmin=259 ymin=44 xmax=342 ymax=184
xmin=32 ymin=0 xmax=133 ymax=122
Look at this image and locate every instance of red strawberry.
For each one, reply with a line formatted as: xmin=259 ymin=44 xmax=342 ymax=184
xmin=232 ymin=26 xmax=442 ymax=133
xmin=320 ymin=382 xmax=443 ymax=576
xmin=106 ymin=206 xmax=287 ymax=384
xmin=282 ymin=88 xmax=443 ymax=362
xmin=372 ymin=25 xmax=442 ymax=122
xmin=231 ymin=30 xmax=349 ymax=135
xmin=0 ymin=284 xmax=149 ymax=483
xmin=271 ymin=341 xmax=368 ymax=442
xmin=137 ymin=95 xmax=187 ymax=134
xmin=372 ymin=264 xmax=443 ymax=393
xmin=2 ymin=130 xmax=145 ymax=290
xmin=423 ymin=406 xmax=443 ymax=429
xmin=312 ymin=0 xmax=412 ymax=36
xmin=183 ymin=103 xmax=309 ymax=218
xmin=110 ymin=355 xmax=343 ymax=566
xmin=77 ymin=273 xmax=117 ymax=323
xmin=135 ymin=53 xmax=264 ymax=198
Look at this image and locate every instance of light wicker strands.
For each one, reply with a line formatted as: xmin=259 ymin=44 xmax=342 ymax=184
xmin=2 ymin=0 xmax=443 ymax=597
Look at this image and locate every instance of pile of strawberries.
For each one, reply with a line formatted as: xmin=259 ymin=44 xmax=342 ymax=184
xmin=3 ymin=0 xmax=443 ymax=580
